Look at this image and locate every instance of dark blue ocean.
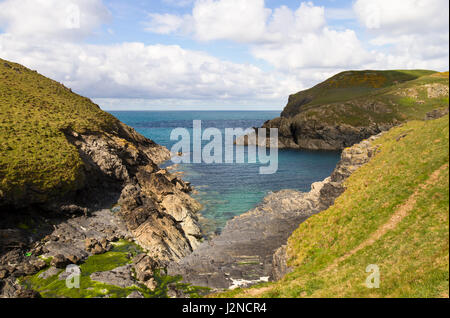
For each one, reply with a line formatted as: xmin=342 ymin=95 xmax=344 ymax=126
xmin=109 ymin=111 xmax=340 ymax=233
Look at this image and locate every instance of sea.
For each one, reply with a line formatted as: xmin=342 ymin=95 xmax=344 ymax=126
xmin=109 ymin=111 xmax=340 ymax=234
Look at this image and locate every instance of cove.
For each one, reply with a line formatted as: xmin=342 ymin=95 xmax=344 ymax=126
xmin=109 ymin=111 xmax=341 ymax=234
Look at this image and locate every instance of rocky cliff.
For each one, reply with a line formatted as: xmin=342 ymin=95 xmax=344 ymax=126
xmin=0 ymin=58 xmax=202 ymax=297
xmin=236 ymin=70 xmax=449 ymax=150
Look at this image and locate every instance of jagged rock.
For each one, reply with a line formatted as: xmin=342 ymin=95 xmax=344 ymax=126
xmin=319 ymin=134 xmax=381 ymax=209
xmin=271 ymin=245 xmax=292 ymax=281
xmin=19 ymin=263 xmax=38 ymax=276
xmin=425 ymin=83 xmax=449 ymax=98
xmin=91 ymin=244 xmax=106 ymax=255
xmin=143 ymin=278 xmax=157 ymax=291
xmin=118 ymin=166 xmax=203 ymax=264
xmin=132 ymin=253 xmax=158 ymax=283
xmin=160 ymin=193 xmax=203 ymax=249
xmin=85 ymin=237 xmax=110 ymax=255
xmin=66 ymin=254 xmax=81 ymax=265
xmin=1 ymin=277 xmax=41 ymax=298
xmin=29 ymin=258 xmax=46 ymax=271
xmin=51 ymin=254 xmax=69 ymax=269
xmin=38 ymin=210 xmax=125 ymax=265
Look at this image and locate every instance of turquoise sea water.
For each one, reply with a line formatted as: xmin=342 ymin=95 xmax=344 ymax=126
xmin=109 ymin=111 xmax=340 ymax=233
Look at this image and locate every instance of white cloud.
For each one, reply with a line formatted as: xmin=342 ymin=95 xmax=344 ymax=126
xmin=147 ymin=1 xmax=328 ymax=43
xmin=191 ymin=0 xmax=270 ymax=42
xmin=146 ymin=0 xmax=448 ymax=72
xmin=0 ymin=0 xmax=110 ymax=41
xmin=0 ymin=34 xmax=298 ymax=103
xmin=263 ymin=3 xmax=326 ymax=42
xmin=146 ymin=1 xmax=371 ymax=71
xmin=144 ymin=13 xmax=186 ymax=34
xmin=0 ymin=0 xmax=301 ymax=106
xmin=253 ymin=28 xmax=370 ymax=70
xmin=354 ymin=0 xmax=448 ymax=34
xmin=354 ymin=0 xmax=449 ymax=70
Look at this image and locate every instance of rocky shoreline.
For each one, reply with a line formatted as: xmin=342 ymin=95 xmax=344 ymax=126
xmin=167 ymin=133 xmax=383 ymax=290
xmin=0 ymin=122 xmax=203 ymax=297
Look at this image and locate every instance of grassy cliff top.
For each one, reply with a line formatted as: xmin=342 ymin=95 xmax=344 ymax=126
xmin=219 ymin=115 xmax=449 ymax=298
xmin=0 ymin=58 xmax=122 ymax=204
xmin=280 ymin=70 xmax=448 ymax=126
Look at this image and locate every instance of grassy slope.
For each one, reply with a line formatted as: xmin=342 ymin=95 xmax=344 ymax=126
xmin=219 ymin=115 xmax=449 ymax=298
xmin=0 ymin=58 xmax=121 ymax=203
xmin=281 ymin=70 xmax=448 ymax=127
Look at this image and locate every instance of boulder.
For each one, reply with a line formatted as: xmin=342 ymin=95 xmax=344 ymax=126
xmin=132 ymin=253 xmax=158 ymax=284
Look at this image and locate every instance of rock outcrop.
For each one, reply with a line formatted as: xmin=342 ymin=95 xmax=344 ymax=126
xmin=0 ymin=58 xmax=204 ymax=297
xmin=271 ymin=245 xmax=291 ymax=281
xmin=236 ymin=117 xmax=391 ymax=150
xmin=168 ymin=134 xmax=383 ymax=290
xmin=0 ymin=121 xmax=202 ymax=297
xmin=236 ymin=70 xmax=448 ymax=151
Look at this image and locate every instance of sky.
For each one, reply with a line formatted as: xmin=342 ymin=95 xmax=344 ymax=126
xmin=0 ymin=0 xmax=448 ymax=110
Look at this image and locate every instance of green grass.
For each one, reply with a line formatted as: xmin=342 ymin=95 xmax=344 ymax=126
xmin=20 ymin=240 xmax=209 ymax=298
xmin=218 ymin=116 xmax=449 ymax=298
xmin=281 ymin=70 xmax=448 ymax=128
xmin=0 ymin=58 xmax=122 ymax=205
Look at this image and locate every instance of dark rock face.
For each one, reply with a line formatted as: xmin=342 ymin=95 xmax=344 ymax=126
xmin=262 ymin=116 xmax=391 ymax=151
xmin=236 ymin=114 xmax=393 ymax=151
xmin=169 ymin=133 xmax=383 ymax=290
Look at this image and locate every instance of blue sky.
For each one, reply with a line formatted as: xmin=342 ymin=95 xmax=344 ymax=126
xmin=92 ymin=0 xmax=358 ymax=66
xmin=0 ymin=0 xmax=448 ymax=110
